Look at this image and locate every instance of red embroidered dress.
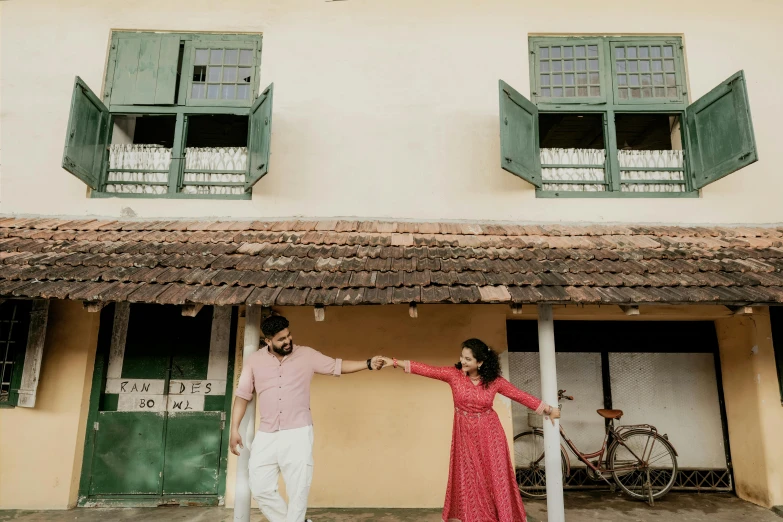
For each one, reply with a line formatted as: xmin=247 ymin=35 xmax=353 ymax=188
xmin=405 ymin=361 xmax=547 ymax=522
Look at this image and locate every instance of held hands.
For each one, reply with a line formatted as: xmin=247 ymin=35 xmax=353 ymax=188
xmin=368 ymin=356 xmax=399 ymax=370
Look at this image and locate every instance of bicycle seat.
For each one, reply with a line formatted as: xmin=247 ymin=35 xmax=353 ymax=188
xmin=597 ymin=409 xmax=624 ymax=419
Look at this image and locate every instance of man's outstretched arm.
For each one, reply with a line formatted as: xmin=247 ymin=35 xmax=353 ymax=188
xmin=341 ymin=356 xmax=385 ymax=374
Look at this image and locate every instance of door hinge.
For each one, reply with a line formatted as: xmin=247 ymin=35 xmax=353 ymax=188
xmin=93 ymin=422 xmax=99 ymax=431
xmin=220 ymin=411 xmax=226 ymax=429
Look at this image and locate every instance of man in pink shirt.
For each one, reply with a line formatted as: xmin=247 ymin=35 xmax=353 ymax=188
xmin=230 ymin=314 xmax=384 ymax=522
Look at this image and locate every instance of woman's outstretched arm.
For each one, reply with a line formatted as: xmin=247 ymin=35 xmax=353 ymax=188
xmin=496 ymin=377 xmax=560 ymax=420
xmin=379 ymin=357 xmax=457 ymax=383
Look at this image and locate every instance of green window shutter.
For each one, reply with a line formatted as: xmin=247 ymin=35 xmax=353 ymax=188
xmin=110 ymin=35 xmax=180 ymax=105
xmin=499 ymin=80 xmax=541 ymax=187
xmin=685 ymin=70 xmax=758 ymax=189
xmin=245 ymin=83 xmax=274 ymax=191
xmin=62 ymin=77 xmax=111 ymax=190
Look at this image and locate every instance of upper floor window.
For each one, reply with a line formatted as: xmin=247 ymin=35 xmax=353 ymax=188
xmin=61 ymin=32 xmax=273 ymax=199
xmin=499 ymin=36 xmax=758 ymax=197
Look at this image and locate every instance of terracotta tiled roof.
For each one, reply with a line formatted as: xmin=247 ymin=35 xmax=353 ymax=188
xmin=1 ymin=217 xmax=783 ymax=306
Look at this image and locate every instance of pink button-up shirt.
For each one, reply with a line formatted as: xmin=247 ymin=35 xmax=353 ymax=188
xmin=235 ymin=344 xmax=342 ymax=433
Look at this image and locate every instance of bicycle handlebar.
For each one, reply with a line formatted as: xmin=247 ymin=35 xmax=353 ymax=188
xmin=557 ymin=389 xmax=574 ymax=401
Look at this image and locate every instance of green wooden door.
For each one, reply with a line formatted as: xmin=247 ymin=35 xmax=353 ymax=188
xmin=89 ymin=412 xmax=165 ymax=495
xmin=84 ymin=304 xmax=232 ymax=504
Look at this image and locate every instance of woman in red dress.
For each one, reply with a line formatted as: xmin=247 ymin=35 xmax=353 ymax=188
xmin=381 ymin=339 xmax=560 ymax=522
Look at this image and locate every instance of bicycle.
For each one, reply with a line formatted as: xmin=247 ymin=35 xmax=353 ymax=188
xmin=514 ymin=390 xmax=678 ymax=506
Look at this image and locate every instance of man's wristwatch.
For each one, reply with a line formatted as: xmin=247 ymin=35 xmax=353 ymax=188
xmin=366 ymin=358 xmax=372 ymax=370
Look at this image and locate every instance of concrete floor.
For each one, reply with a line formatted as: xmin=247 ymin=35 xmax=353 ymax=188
xmin=1 ymin=493 xmax=780 ymax=522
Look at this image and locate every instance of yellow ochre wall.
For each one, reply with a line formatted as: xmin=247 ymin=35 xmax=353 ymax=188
xmin=0 ymin=300 xmax=99 ymax=509
xmin=2 ymin=0 xmax=783 ymax=222
xmin=716 ymin=310 xmax=783 ymax=508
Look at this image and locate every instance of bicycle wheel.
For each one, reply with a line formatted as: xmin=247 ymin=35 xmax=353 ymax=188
xmin=513 ymin=430 xmax=567 ymax=499
xmin=608 ymin=430 xmax=678 ymax=501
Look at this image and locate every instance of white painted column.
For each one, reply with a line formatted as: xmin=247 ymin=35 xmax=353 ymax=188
xmin=234 ymin=305 xmax=262 ymax=522
xmin=537 ymin=304 xmax=565 ymax=522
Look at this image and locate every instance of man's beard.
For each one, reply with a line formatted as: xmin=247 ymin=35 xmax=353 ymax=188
xmin=272 ymin=343 xmax=293 ymax=356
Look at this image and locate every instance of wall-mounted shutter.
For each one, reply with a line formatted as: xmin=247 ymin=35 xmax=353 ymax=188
xmin=245 ymin=83 xmax=274 ymax=191
xmin=16 ymin=300 xmax=49 ymax=408
xmin=686 ymin=70 xmax=758 ymax=189
xmin=110 ymin=35 xmax=180 ymax=105
xmin=62 ymin=77 xmax=110 ymax=190
xmin=499 ymin=80 xmax=542 ymax=187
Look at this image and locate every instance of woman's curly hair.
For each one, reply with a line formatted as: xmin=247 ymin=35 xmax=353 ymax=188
xmin=455 ymin=338 xmax=501 ymax=387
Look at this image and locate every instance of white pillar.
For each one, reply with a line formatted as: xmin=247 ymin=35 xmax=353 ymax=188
xmin=234 ymin=305 xmax=262 ymax=522
xmin=537 ymin=304 xmax=565 ymax=522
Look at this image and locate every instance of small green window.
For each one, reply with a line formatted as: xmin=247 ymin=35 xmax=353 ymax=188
xmin=0 ymin=301 xmax=32 ymax=407
xmin=498 ymin=35 xmax=758 ymax=198
xmin=61 ymin=32 xmax=273 ymax=199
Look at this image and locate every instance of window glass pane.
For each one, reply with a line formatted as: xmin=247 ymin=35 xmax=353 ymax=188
xmin=619 ymin=88 xmax=629 ymax=99
xmin=195 ymin=49 xmax=209 ymax=65
xmin=666 ymin=74 xmax=676 ymax=87
xmin=565 ymin=87 xmax=575 ymax=96
xmin=191 ymin=83 xmax=206 ymax=99
xmin=238 ymin=68 xmax=252 ymax=83
xmin=653 ymin=74 xmax=664 ymax=85
xmin=565 ymin=74 xmax=575 ymax=86
xmin=651 ymin=46 xmax=661 ymax=58
xmin=541 ymin=88 xmax=551 ymax=97
xmin=616 ymin=60 xmax=626 ymax=73
xmin=564 ymin=46 xmax=573 ymax=58
xmin=237 ymin=84 xmax=250 ymax=100
xmin=207 ymin=84 xmax=220 ymax=99
xmin=588 ymin=45 xmax=598 ymax=57
xmin=208 ymin=66 xmax=222 ymax=82
xmin=239 ymin=49 xmax=253 ymax=65
xmin=551 ymin=47 xmax=562 ymax=59
xmin=617 ymin=75 xmax=627 ymax=86
xmin=575 ymin=46 xmax=586 ymax=58
xmin=630 ymin=88 xmax=641 ymax=99
xmin=540 ymin=47 xmax=550 ymax=59
xmin=614 ymin=43 xmax=682 ymax=101
xmin=553 ymin=87 xmax=564 ymax=97
xmin=664 ymin=60 xmax=675 ymax=72
xmin=540 ymin=61 xmax=550 ymax=73
xmin=589 ymin=59 xmax=599 ymax=71
xmin=576 ymin=59 xmax=586 ymax=71
xmin=615 ymin=47 xmax=625 ymax=59
xmin=667 ymin=87 xmax=677 ymax=97
xmin=564 ymin=60 xmax=574 ymax=72
xmin=537 ymin=40 xmax=602 ymax=98
xmin=629 ymin=75 xmax=639 ymax=87
xmin=641 ymin=87 xmax=653 ymax=97
xmin=222 ymin=85 xmax=237 ymax=99
xmin=640 ymin=61 xmax=650 ymax=73
xmin=589 ymin=72 xmax=600 ymax=84
xmin=552 ymin=74 xmax=563 ymax=85
xmin=654 ymin=87 xmax=665 ymax=97
xmin=641 ymin=74 xmax=652 ymax=86
xmin=210 ymin=49 xmax=224 ymax=64
xmin=628 ymin=61 xmax=638 ymax=73
xmin=639 ymin=47 xmax=649 ymax=59
xmin=577 ymin=86 xmax=588 ymax=96
xmin=663 ymin=46 xmax=674 ymax=57
xmin=553 ymin=61 xmax=562 ymax=72
xmin=589 ymin=86 xmax=600 ymax=96
xmin=223 ymin=67 xmax=238 ymax=83
xmin=224 ymin=49 xmax=239 ymax=65
xmin=540 ymin=75 xmax=550 ymax=86
xmin=577 ymin=73 xmax=587 ymax=85
xmin=627 ymin=47 xmax=637 ymax=59
xmin=652 ymin=60 xmax=663 ymax=72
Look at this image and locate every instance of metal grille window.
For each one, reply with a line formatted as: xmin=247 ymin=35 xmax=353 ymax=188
xmin=0 ymin=300 xmax=32 ymax=406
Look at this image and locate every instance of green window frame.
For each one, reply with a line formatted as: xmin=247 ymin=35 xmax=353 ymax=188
xmin=61 ymin=32 xmax=273 ymax=200
xmin=498 ymin=35 xmax=758 ymax=198
xmin=0 ymin=300 xmax=32 ymax=408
